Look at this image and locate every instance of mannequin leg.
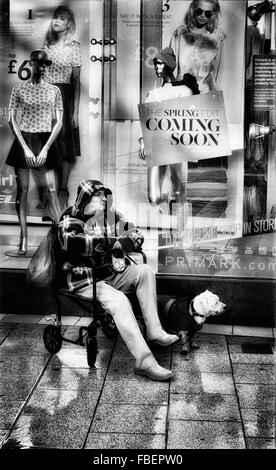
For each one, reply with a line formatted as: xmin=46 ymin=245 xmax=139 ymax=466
xmin=148 ymin=165 xmax=167 ymax=205
xmin=170 ymin=162 xmax=188 ymax=203
xmin=14 ymin=167 xmax=30 ymax=254
xmin=35 ymin=167 xmax=60 ymax=222
xmin=58 ymin=161 xmax=71 ymax=210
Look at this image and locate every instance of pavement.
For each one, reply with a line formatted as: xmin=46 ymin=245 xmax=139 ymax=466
xmin=0 ymin=314 xmax=275 ymax=450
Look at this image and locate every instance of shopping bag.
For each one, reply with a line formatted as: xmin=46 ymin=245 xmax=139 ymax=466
xmin=26 ymin=225 xmax=58 ymax=287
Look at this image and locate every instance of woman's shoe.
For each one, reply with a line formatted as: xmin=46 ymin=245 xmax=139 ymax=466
xmin=147 ymin=330 xmax=180 ymax=347
xmin=134 ymin=364 xmax=173 ymax=381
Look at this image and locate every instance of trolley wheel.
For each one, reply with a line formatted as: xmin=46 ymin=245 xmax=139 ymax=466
xmin=43 ymin=325 xmax=62 ymax=354
xmin=101 ymin=311 xmax=118 ymax=340
xmin=86 ymin=336 xmax=98 ymax=368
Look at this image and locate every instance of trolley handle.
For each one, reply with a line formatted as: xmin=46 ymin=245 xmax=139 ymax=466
xmin=42 ymin=216 xmax=57 ymax=228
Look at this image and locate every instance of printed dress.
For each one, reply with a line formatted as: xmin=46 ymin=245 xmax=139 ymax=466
xmin=43 ymin=40 xmax=82 ymax=162
xmin=6 ymin=80 xmax=64 ymax=169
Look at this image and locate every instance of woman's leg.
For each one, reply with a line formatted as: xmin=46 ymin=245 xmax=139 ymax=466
xmin=34 ymin=167 xmax=60 ymax=222
xmin=14 ymin=167 xmax=30 ymax=254
xmin=109 ymin=264 xmax=179 ymax=344
xmin=77 ymin=281 xmax=158 ymax=370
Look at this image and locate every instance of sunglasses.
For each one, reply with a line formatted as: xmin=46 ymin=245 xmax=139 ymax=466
xmin=31 ymin=59 xmax=51 ymax=67
xmin=195 ymin=7 xmax=213 ymax=18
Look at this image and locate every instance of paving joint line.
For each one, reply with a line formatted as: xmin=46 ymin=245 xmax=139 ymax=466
xmin=81 ymin=334 xmax=119 ymax=449
xmin=0 ymin=351 xmax=53 ymax=448
xmin=226 ymin=335 xmax=248 ymax=449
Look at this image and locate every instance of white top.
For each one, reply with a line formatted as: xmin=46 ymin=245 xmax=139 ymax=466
xmin=145 ymin=82 xmax=193 ymax=103
xmin=9 ymin=80 xmax=63 ymax=133
xmin=43 ymin=40 xmax=82 ymax=84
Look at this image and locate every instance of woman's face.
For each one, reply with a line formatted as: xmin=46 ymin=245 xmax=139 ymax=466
xmin=84 ymin=190 xmax=107 ymax=214
xmin=193 ymin=0 xmax=214 ymax=28
xmin=52 ymin=11 xmax=71 ymax=33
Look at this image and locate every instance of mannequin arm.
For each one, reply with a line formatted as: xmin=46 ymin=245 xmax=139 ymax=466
xmin=72 ymin=66 xmax=81 ymax=128
xmin=36 ymin=109 xmax=63 ymax=166
xmin=8 ymin=109 xmax=36 ymax=167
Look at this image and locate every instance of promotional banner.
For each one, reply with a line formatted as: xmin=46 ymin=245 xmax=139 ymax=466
xmin=139 ymin=91 xmax=231 ymax=167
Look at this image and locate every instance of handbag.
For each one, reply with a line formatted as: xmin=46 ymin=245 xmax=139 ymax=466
xmin=26 ymin=224 xmax=58 ymax=287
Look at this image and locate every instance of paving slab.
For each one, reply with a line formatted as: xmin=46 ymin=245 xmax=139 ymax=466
xmin=5 ymin=323 xmax=49 ymax=338
xmin=172 ymin=352 xmax=232 ymax=373
xmin=241 ymin=409 xmax=275 ymax=438
xmin=48 ymin=347 xmax=110 ymax=370
xmin=167 ymin=420 xmax=246 ymax=449
xmin=228 ymin=343 xmax=275 ymax=365
xmin=0 ymin=353 xmax=49 ymax=376
xmin=100 ymin=377 xmax=169 ymax=405
xmin=92 ymin=404 xmax=167 ymax=434
xmin=85 ymin=432 xmax=166 ymax=450
xmin=0 ymin=314 xmax=44 ymax=324
xmin=0 ymin=372 xmax=41 ymax=401
xmin=173 ymin=335 xmax=228 ymax=355
xmin=169 ymin=393 xmax=241 ymax=422
xmin=236 ymin=384 xmax=276 ymax=409
xmin=37 ymin=365 xmax=107 ymax=392
xmin=0 ymin=400 xmax=25 ymax=428
xmin=171 ymin=371 xmax=236 ymax=395
xmin=232 ymin=364 xmax=275 ymax=385
xmin=0 ymin=336 xmax=48 ymax=354
xmin=4 ymin=388 xmax=99 ymax=449
xmin=246 ymin=438 xmax=276 ymax=449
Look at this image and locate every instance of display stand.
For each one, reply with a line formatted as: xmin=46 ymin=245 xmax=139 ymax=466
xmin=5 ymin=249 xmax=35 ymax=258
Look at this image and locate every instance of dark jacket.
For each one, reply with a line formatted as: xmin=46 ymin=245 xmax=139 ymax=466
xmin=56 ymin=179 xmax=144 ymax=292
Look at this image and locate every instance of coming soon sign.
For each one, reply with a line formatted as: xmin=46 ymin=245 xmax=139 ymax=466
xmin=139 ymin=91 xmax=232 ymax=167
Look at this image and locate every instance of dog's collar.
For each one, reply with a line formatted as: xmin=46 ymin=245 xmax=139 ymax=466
xmin=190 ymin=300 xmax=206 ymax=319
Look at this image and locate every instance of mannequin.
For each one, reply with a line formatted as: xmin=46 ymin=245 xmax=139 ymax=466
xmin=139 ymin=47 xmax=199 ymax=212
xmin=6 ymin=49 xmax=63 ymax=256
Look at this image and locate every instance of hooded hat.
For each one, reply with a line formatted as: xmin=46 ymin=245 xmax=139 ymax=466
xmin=75 ymin=179 xmax=112 ymax=211
xmin=153 ymin=47 xmax=176 ymax=72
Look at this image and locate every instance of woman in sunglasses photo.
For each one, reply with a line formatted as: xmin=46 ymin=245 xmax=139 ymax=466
xmin=169 ymin=0 xmax=226 ymax=94
xmin=42 ymin=5 xmax=82 ymax=211
xmin=6 ymin=49 xmax=63 ymax=255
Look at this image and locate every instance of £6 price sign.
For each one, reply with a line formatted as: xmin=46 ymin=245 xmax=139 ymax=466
xmin=8 ymin=53 xmax=31 ymax=81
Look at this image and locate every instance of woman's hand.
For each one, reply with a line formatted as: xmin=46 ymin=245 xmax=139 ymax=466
xmin=24 ymin=147 xmax=37 ymax=168
xmin=138 ymin=137 xmax=146 ymax=160
xmin=120 ymin=230 xmax=144 ymax=251
xmin=36 ymin=147 xmax=48 ymax=167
